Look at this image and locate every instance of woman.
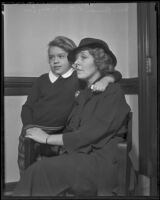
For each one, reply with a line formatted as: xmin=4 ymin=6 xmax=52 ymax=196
xmin=13 ymin=37 xmax=130 ymax=196
xmin=18 ymin=36 xmax=122 ymax=174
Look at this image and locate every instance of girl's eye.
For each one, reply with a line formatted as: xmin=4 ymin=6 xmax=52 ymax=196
xmin=49 ymin=56 xmax=54 ymax=60
xmin=59 ymin=55 xmax=65 ymax=59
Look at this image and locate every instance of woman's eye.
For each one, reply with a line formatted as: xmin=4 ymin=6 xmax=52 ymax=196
xmin=81 ymin=55 xmax=87 ymax=60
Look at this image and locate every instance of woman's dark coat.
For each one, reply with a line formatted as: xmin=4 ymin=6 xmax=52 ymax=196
xmin=13 ymin=82 xmax=130 ymax=196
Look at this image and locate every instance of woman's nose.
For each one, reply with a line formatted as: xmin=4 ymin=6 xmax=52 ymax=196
xmin=73 ymin=61 xmax=81 ymax=70
xmin=74 ymin=58 xmax=81 ymax=66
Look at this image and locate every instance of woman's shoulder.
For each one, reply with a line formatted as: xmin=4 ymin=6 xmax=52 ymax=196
xmin=108 ymin=82 xmax=122 ymax=90
xmin=103 ymin=82 xmax=124 ymax=97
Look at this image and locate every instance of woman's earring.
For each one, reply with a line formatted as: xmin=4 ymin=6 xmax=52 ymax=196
xmin=90 ymin=84 xmax=95 ymax=91
xmin=75 ymin=90 xmax=80 ymax=98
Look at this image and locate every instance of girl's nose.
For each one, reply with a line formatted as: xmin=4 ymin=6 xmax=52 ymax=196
xmin=54 ymin=57 xmax=59 ymax=63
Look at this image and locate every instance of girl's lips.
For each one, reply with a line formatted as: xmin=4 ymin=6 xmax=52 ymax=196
xmin=54 ymin=66 xmax=61 ymax=69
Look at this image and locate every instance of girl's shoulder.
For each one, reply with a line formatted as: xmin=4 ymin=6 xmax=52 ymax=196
xmin=33 ymin=73 xmax=49 ymax=86
xmin=36 ymin=73 xmax=49 ymax=82
xmin=39 ymin=73 xmax=48 ymax=79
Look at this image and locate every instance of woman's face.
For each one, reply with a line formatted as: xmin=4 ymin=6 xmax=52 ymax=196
xmin=48 ymin=46 xmax=71 ymax=76
xmin=74 ymin=50 xmax=100 ymax=84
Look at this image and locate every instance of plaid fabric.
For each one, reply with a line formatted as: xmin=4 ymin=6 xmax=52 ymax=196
xmin=18 ymin=126 xmax=65 ymax=175
xmin=18 ymin=127 xmax=27 ymax=174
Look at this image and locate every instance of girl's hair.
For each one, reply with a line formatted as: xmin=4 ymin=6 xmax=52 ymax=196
xmin=48 ymin=36 xmax=77 ymax=53
xmin=83 ymin=47 xmax=115 ymax=75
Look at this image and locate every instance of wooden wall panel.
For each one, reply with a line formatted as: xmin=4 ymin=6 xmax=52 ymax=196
xmin=4 ymin=77 xmax=139 ymax=96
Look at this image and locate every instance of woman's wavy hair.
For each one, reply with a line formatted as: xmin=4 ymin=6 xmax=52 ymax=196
xmin=81 ymin=47 xmax=115 ymax=75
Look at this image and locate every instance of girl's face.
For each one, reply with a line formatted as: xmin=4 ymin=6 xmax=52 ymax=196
xmin=48 ymin=46 xmax=71 ymax=76
xmin=74 ymin=50 xmax=100 ymax=84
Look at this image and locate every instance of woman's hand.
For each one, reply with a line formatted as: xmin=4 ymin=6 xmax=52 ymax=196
xmin=25 ymin=127 xmax=49 ymax=144
xmin=91 ymin=75 xmax=114 ymax=92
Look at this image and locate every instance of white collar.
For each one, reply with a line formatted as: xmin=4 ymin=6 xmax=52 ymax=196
xmin=61 ymin=68 xmax=74 ymax=78
xmin=49 ymin=68 xmax=74 ymax=83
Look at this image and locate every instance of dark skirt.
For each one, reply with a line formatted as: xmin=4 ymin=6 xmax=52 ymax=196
xmin=13 ymin=137 xmax=122 ymax=197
